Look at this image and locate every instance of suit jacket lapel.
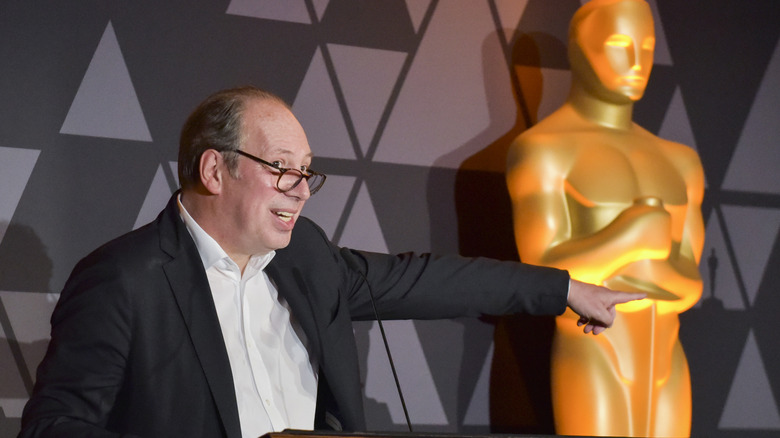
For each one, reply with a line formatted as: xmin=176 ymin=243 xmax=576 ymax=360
xmin=159 ymin=195 xmax=242 ymax=438
xmin=266 ymin=241 xmax=365 ymax=431
xmin=264 ymin=262 xmax=322 ymax=362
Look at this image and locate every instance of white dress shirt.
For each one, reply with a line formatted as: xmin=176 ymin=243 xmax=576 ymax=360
xmin=178 ymin=197 xmax=318 ymax=438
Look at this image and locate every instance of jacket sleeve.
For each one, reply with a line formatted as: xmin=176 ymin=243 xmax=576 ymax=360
xmin=342 ymin=249 xmax=570 ymax=321
xmin=19 ymin=249 xmax=140 ymax=438
xmin=289 ymin=216 xmax=570 ymax=322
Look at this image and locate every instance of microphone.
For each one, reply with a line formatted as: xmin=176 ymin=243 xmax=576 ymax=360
xmin=340 ymin=248 xmax=413 ymax=432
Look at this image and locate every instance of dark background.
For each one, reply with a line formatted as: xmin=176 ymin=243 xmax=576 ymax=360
xmin=1 ymin=1 xmax=778 ymax=436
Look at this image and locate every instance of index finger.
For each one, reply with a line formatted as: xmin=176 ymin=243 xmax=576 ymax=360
xmin=611 ymin=291 xmax=647 ymax=305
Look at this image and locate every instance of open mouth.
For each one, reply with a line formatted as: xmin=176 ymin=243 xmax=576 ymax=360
xmin=275 ymin=211 xmax=294 ymax=223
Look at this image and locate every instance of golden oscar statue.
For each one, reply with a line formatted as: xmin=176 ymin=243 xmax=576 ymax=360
xmin=506 ymin=0 xmax=705 ymax=436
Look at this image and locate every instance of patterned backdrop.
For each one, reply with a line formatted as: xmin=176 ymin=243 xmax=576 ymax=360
xmin=1 ymin=1 xmax=778 ymax=437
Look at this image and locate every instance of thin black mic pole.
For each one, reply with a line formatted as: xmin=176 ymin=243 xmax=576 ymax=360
xmin=340 ymin=248 xmax=413 ymax=432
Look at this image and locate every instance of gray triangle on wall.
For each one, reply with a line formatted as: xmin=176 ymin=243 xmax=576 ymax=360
xmin=300 ymin=175 xmax=356 ymax=240
xmin=310 ymin=0 xmax=330 ymax=22
xmin=658 ymin=87 xmax=699 ymax=155
xmin=492 ymin=0 xmax=531 ymax=61
xmin=722 ymin=36 xmax=780 ymax=194
xmin=293 ymin=48 xmax=355 ymax=160
xmin=0 ymin=297 xmax=32 ymax=418
xmin=0 ymin=147 xmax=40 ymax=245
xmin=134 ymin=162 xmax=178 ymax=230
xmin=494 ymin=0 xmax=530 ymax=36
xmin=404 ymin=0 xmax=433 ymax=33
xmin=721 ymin=205 xmax=780 ymax=307
xmin=718 ymin=330 xmax=780 ymax=429
xmin=226 ymin=0 xmax=311 ymax=24
xmin=462 ymin=342 xmax=493 ymax=425
xmin=337 ymin=182 xmax=388 ymax=253
xmin=327 ymin=44 xmax=408 ymax=157
xmin=363 ymin=319 xmax=448 ymax=425
xmin=374 ymin=0 xmax=516 ymax=171
xmin=0 ymin=291 xmax=58 ymax=382
xmin=645 ymin=0 xmax=674 ymax=65
xmin=60 ymin=21 xmax=152 ymax=142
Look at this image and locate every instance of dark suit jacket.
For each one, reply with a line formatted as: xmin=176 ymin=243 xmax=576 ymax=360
xmin=19 ymin=194 xmax=569 ymax=438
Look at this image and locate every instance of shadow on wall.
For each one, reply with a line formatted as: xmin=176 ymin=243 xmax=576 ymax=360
xmin=0 ymin=222 xmax=54 ymax=293
xmin=0 ymin=222 xmax=55 ymax=438
xmin=0 ymin=409 xmax=21 ymax=438
xmin=679 ymin=241 xmax=780 ymax=436
xmin=426 ymin=27 xmax=567 ymax=434
xmin=353 ymin=321 xmax=396 ymax=429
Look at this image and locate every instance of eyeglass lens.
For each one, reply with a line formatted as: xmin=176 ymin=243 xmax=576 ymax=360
xmin=278 ymin=171 xmax=325 ymax=194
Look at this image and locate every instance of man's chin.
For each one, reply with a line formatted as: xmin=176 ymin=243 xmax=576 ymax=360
xmin=269 ymin=233 xmax=293 ymax=251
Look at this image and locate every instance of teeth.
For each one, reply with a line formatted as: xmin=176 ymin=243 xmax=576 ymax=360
xmin=276 ymin=211 xmax=293 ymax=222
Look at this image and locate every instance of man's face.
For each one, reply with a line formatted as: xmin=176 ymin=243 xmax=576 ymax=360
xmin=573 ymin=0 xmax=655 ymax=101
xmin=219 ymin=99 xmax=313 ymax=257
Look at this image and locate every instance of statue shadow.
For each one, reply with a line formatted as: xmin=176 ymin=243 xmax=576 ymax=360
xmin=427 ymin=29 xmax=568 ymax=434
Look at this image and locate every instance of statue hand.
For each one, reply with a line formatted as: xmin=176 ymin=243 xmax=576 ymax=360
xmin=615 ymin=197 xmax=673 ymax=259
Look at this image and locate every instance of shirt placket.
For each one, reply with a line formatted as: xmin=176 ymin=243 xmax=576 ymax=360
xmin=241 ymin=270 xmax=288 ymax=430
xmin=210 ymin=263 xmax=271 ymax=435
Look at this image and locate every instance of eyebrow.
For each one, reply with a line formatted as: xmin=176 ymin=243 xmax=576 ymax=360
xmin=265 ymin=147 xmax=313 ymax=159
xmin=264 ymin=148 xmax=314 ymax=169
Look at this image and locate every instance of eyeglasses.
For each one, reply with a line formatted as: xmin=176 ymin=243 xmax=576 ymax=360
xmin=233 ymin=149 xmax=326 ymax=195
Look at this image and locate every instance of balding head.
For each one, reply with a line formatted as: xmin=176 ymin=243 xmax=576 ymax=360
xmin=178 ymin=86 xmax=290 ymax=191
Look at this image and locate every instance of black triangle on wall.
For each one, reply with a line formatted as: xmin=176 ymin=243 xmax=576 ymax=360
xmin=656 ymin=0 xmax=780 ymax=188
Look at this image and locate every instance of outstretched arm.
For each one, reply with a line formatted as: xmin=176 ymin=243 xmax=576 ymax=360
xmin=566 ymin=280 xmax=646 ymax=335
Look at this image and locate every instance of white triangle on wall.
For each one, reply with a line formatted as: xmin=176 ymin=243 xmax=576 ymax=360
xmin=60 ymin=22 xmax=152 ymax=142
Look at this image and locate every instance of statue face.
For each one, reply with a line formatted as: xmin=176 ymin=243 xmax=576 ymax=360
xmin=571 ymin=0 xmax=655 ymax=101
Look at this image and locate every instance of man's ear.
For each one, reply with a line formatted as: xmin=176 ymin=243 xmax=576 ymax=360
xmin=199 ymin=149 xmax=225 ymax=194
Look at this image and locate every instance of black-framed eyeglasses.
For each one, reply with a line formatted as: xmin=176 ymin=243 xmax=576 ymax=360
xmin=233 ymin=149 xmax=327 ymax=195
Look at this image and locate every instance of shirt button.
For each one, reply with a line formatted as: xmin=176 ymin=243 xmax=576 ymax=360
xmin=264 ymin=399 xmax=271 ymax=406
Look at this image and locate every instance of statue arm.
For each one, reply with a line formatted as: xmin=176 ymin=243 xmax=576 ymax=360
xmin=507 ymin=140 xmax=672 ymax=285
xmin=610 ymin=150 xmax=705 ymax=311
xmin=662 ymin=152 xmax=705 ymax=309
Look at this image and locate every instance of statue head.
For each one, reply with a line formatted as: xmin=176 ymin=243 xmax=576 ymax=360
xmin=568 ymin=0 xmax=655 ymax=103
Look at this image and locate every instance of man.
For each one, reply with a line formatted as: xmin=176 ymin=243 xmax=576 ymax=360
xmin=20 ymin=86 xmax=643 ymax=438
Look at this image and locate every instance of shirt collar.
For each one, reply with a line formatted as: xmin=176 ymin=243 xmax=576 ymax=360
xmin=177 ymin=194 xmax=275 ymax=272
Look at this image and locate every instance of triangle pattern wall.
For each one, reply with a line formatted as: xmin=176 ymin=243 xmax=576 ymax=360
xmin=0 ymin=1 xmax=778 ymax=437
